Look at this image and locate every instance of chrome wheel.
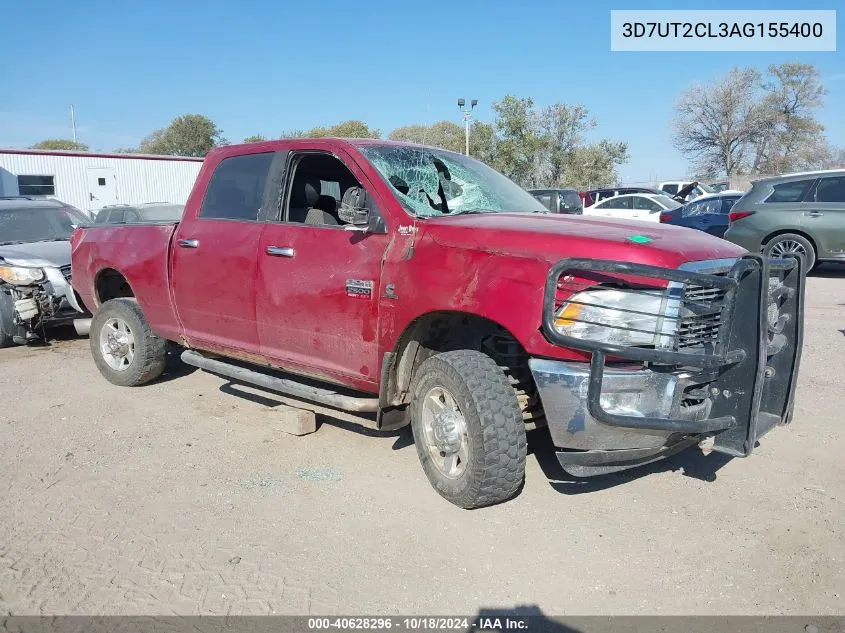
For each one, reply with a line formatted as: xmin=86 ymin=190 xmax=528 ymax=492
xmin=769 ymin=239 xmax=806 ymax=259
xmin=420 ymin=386 xmax=469 ymax=479
xmin=99 ymin=317 xmax=135 ymax=371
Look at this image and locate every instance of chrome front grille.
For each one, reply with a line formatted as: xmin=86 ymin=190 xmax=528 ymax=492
xmin=675 ymin=281 xmax=726 ymax=351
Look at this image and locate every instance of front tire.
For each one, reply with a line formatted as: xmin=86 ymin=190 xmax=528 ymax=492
xmin=410 ymin=350 xmax=527 ymax=509
xmin=90 ymin=298 xmax=166 ymax=386
xmin=765 ymin=233 xmax=816 ymax=271
xmin=0 ymin=290 xmax=26 ymax=348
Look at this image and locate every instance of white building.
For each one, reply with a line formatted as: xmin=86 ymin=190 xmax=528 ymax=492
xmin=0 ymin=149 xmax=203 ymax=217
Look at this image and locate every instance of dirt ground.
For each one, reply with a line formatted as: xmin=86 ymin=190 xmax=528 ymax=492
xmin=1 ymin=266 xmax=844 ymax=616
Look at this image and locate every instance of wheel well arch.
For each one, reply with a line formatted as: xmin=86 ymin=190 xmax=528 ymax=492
xmin=761 ymin=229 xmax=818 ymax=255
xmin=380 ymin=310 xmax=534 ymax=412
xmin=94 ymin=268 xmax=135 ymax=305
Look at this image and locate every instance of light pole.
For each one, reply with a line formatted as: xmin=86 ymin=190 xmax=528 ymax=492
xmin=457 ymin=98 xmax=477 ymax=156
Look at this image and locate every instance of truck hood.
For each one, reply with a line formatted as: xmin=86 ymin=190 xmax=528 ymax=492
xmin=0 ymin=240 xmax=71 ymax=268
xmin=423 ymin=212 xmax=746 ymax=268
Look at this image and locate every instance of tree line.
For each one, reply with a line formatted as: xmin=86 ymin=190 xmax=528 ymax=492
xmin=29 ymin=64 xmax=844 ymax=187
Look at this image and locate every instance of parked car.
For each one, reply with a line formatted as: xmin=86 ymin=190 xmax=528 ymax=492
xmin=0 ymin=198 xmax=92 ymax=346
xmin=584 ymin=193 xmax=682 ymax=222
xmin=724 ymin=169 xmax=845 ymax=270
xmin=528 ymin=188 xmax=583 ymax=214
xmin=71 ymin=139 xmax=804 ymax=509
xmin=584 ymin=186 xmax=680 ymax=206
xmin=658 ymin=192 xmax=743 ymax=238
xmin=94 ymin=202 xmax=184 ymax=225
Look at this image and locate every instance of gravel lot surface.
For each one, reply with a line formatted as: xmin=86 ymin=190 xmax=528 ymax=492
xmin=1 ymin=266 xmax=843 ymax=616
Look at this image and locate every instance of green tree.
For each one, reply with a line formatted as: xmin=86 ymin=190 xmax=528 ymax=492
xmin=536 ymin=103 xmax=595 ymax=186
xmin=30 ymin=139 xmax=89 ymax=151
xmin=468 ymin=121 xmax=497 ymax=166
xmin=388 ymin=121 xmax=465 ymax=152
xmin=561 ymin=141 xmax=630 ymax=189
xmin=490 ymin=95 xmax=546 ymax=186
xmin=243 ymin=135 xmax=267 ymax=143
xmin=752 ymin=62 xmax=827 ymax=174
xmin=137 ymin=114 xmax=227 ymax=157
xmin=289 ymin=120 xmax=380 ymax=139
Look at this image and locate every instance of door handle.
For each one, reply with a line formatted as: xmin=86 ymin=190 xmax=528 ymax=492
xmin=803 ymin=211 xmax=824 ymax=217
xmin=266 ymin=246 xmax=295 ymax=258
xmin=177 ymin=239 xmax=199 ymax=248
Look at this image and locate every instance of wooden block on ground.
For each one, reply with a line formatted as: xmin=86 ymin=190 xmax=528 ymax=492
xmin=268 ymin=406 xmax=317 ymax=436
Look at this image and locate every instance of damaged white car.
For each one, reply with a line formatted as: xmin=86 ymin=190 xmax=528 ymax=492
xmin=0 ymin=198 xmax=92 ymax=347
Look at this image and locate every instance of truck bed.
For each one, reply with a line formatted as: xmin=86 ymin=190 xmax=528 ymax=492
xmin=70 ymin=223 xmax=183 ymax=342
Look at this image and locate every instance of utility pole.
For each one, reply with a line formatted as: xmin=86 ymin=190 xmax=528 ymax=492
xmin=71 ymin=105 xmax=78 ymax=143
xmin=457 ymin=98 xmax=478 ymax=156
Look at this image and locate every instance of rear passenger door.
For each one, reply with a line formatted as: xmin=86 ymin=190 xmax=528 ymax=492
xmin=171 ymin=150 xmax=285 ymax=356
xmin=806 ymin=175 xmax=845 ymax=258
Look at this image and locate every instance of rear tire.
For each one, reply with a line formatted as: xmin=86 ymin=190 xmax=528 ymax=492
xmin=90 ymin=298 xmax=166 ymax=386
xmin=0 ymin=290 xmax=25 ymax=348
xmin=410 ymin=350 xmax=527 ymax=509
xmin=765 ymin=233 xmax=816 ymax=272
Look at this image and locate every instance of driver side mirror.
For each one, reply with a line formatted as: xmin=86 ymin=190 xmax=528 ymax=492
xmin=339 ymin=187 xmax=387 ymax=234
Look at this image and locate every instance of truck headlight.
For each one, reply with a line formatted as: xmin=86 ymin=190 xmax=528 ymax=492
xmin=554 ymin=288 xmax=679 ymax=348
xmin=0 ymin=265 xmax=46 ymax=285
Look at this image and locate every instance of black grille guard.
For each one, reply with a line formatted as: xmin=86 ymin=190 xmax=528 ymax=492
xmin=540 ymin=254 xmax=805 ymax=457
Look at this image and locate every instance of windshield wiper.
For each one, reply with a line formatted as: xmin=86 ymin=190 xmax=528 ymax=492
xmin=33 ymin=238 xmax=70 ymax=242
xmin=0 ymin=241 xmax=28 ymax=245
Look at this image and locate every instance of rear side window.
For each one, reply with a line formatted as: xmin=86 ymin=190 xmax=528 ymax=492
xmin=661 ymin=184 xmax=679 ymax=195
xmin=720 ymin=197 xmax=741 ymax=213
xmin=200 ymin=152 xmax=275 ymax=220
xmin=683 ymin=198 xmax=720 ymax=217
xmin=599 ymin=196 xmax=631 ymax=209
xmin=815 ymin=176 xmax=845 ymax=203
xmin=561 ymin=191 xmax=581 ymax=210
xmin=633 ymin=196 xmax=661 ymax=212
xmin=765 ymin=179 xmax=815 ymax=203
xmin=533 ymin=193 xmax=553 ymax=210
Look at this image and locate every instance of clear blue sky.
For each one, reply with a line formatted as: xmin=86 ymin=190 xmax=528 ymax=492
xmin=0 ymin=0 xmax=842 ymax=183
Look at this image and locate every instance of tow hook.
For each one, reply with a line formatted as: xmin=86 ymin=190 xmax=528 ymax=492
xmin=698 ymin=435 xmax=716 ymax=456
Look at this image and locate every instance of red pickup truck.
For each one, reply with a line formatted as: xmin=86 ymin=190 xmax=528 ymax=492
xmin=70 ymin=139 xmax=805 ymax=508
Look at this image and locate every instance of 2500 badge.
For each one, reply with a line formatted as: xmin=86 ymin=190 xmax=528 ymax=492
xmin=346 ymin=279 xmax=374 ymax=299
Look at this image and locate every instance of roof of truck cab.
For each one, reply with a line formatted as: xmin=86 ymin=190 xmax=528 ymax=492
xmin=212 ymin=138 xmax=463 ymax=156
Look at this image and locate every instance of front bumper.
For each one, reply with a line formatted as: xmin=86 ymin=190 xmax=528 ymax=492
xmin=532 ymin=254 xmax=805 ymax=474
xmin=5 ymin=266 xmax=88 ymax=340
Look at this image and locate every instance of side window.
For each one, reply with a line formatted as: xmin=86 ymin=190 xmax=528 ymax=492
xmin=200 ymin=152 xmax=275 ymax=220
xmin=110 ymin=208 xmax=125 ymax=223
xmin=765 ymin=179 xmax=815 ymax=203
xmin=662 ymin=184 xmax=679 ymax=195
xmin=125 ymin=209 xmax=140 ymax=223
xmin=633 ymin=196 xmax=661 ymax=212
xmin=561 ymin=191 xmax=580 ymax=210
xmin=285 ymin=153 xmax=363 ymax=227
xmin=534 ymin=193 xmax=553 ymax=210
xmin=684 ymin=199 xmax=719 ymax=217
xmin=720 ymin=197 xmax=740 ymax=213
xmin=95 ymin=210 xmax=110 ymax=224
xmin=815 ymin=176 xmax=845 ymax=203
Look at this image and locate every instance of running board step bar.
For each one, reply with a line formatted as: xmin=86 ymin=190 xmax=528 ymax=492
xmin=180 ymin=350 xmax=380 ymax=413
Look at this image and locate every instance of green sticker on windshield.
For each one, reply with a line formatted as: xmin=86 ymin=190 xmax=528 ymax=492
xmin=627 ymin=235 xmax=653 ymax=244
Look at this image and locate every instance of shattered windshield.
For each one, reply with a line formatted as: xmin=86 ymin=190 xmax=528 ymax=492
xmin=359 ymin=145 xmax=547 ymax=217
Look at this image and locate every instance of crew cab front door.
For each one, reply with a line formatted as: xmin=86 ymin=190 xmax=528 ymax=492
xmin=256 ymin=150 xmax=389 ymax=389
